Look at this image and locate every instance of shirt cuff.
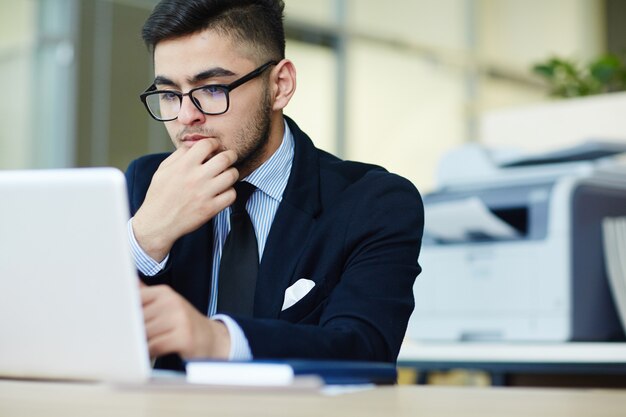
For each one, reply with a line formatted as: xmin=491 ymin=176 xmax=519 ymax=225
xmin=127 ymin=218 xmax=169 ymax=276
xmin=212 ymin=314 xmax=253 ymax=360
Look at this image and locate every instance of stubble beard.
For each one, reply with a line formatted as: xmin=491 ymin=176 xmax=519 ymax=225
xmin=232 ymin=86 xmax=273 ymax=178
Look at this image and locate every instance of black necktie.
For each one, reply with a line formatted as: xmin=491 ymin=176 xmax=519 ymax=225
xmin=217 ymin=181 xmax=258 ymax=316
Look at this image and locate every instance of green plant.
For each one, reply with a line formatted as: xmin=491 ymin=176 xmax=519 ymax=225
xmin=532 ymin=54 xmax=626 ymax=98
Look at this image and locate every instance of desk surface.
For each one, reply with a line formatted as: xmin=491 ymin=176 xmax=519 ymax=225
xmin=2 ymin=379 xmax=626 ymax=417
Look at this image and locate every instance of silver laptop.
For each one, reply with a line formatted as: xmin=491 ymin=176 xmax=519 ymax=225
xmin=0 ymin=168 xmax=150 ymax=383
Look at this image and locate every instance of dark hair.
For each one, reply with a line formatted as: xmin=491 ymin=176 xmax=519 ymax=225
xmin=142 ymin=0 xmax=285 ymax=62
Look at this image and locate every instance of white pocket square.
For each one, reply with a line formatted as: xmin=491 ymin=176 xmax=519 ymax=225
xmin=281 ymin=278 xmax=315 ymax=311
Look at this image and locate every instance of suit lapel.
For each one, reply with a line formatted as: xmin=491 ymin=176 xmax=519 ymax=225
xmin=254 ymin=117 xmax=322 ymax=318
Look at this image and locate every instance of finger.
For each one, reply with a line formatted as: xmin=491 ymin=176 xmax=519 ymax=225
xmin=140 ymin=284 xmax=169 ymax=307
xmin=206 ymin=167 xmax=239 ymax=195
xmin=201 ymin=150 xmax=238 ymax=177
xmin=144 ymin=309 xmax=174 ymax=340
xmin=140 ymin=286 xmax=161 ymax=306
xmin=214 ymin=187 xmax=237 ymax=209
xmin=142 ymin=285 xmax=191 ymax=324
xmin=192 ymin=170 xmax=237 ymax=216
xmin=185 ymin=138 xmax=222 ymax=165
xmin=158 ymin=146 xmax=187 ymax=169
xmin=141 ymin=295 xmax=164 ymax=322
xmin=147 ymin=305 xmax=195 ymax=358
xmin=148 ymin=331 xmax=180 ymax=358
xmin=141 ymin=284 xmax=179 ymax=317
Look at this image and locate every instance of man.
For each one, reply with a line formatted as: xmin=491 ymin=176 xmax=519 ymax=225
xmin=126 ymin=0 xmax=424 ymax=370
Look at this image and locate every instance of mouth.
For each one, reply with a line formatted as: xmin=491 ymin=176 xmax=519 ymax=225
xmin=180 ymin=134 xmax=211 ymax=146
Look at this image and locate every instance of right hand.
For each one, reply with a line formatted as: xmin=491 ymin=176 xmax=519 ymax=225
xmin=140 ymin=284 xmax=231 ymax=360
xmin=132 ymin=139 xmax=238 ymax=261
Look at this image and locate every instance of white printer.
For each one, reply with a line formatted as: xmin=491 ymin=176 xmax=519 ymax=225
xmin=409 ymin=142 xmax=626 ymax=342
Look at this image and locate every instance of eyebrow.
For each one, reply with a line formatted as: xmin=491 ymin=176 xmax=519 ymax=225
xmin=190 ymin=67 xmax=236 ymax=84
xmin=153 ymin=67 xmax=237 ymax=88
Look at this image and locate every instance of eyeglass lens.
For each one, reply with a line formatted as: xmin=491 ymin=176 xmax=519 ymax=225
xmin=145 ymin=85 xmax=229 ymax=120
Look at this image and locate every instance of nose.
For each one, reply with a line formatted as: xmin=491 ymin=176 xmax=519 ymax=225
xmin=177 ymin=95 xmax=206 ymax=125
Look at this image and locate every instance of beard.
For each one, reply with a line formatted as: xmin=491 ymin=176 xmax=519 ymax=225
xmin=232 ymin=85 xmax=273 ymax=176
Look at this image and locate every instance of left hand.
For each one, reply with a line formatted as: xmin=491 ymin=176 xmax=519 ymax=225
xmin=139 ymin=283 xmax=231 ymax=359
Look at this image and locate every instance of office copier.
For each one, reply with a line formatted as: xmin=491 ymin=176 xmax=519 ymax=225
xmin=408 ymin=142 xmax=626 ymax=342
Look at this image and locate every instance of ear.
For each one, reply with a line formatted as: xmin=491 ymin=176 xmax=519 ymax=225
xmin=270 ymin=59 xmax=296 ymax=111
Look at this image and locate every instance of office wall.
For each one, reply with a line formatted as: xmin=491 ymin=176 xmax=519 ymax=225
xmin=479 ymin=0 xmax=604 ymax=67
xmin=343 ymin=0 xmax=470 ymax=193
xmin=0 ymin=0 xmax=78 ymax=169
xmin=75 ymin=0 xmax=168 ymax=170
xmin=0 ymin=1 xmax=36 ymax=169
xmin=285 ymin=40 xmax=338 ymax=154
xmin=286 ymin=0 xmax=605 ymax=192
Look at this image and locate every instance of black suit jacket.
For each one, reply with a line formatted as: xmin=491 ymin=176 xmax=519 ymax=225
xmin=125 ymin=117 xmax=424 ymax=369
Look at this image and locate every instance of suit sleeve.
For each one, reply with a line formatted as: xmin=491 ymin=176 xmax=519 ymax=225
xmin=125 ymin=155 xmax=175 ymax=286
xmin=234 ymin=173 xmax=424 ymax=362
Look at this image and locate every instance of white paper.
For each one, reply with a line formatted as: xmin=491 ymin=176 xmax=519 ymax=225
xmin=603 ymin=217 xmax=626 ymax=333
xmin=187 ymin=362 xmax=294 ymax=386
xmin=424 ymin=197 xmax=520 ymax=241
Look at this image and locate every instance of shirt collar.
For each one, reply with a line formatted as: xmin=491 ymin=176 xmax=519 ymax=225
xmin=242 ymin=119 xmax=294 ymax=202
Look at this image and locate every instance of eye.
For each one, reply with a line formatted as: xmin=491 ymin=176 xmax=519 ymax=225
xmin=159 ymin=91 xmax=180 ymax=102
xmin=197 ymin=85 xmax=226 ymax=97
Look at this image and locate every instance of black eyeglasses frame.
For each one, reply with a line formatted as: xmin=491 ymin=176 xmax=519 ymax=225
xmin=140 ymin=60 xmax=278 ymax=122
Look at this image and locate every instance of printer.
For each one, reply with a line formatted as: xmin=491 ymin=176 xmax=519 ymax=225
xmin=408 ymin=142 xmax=626 ymax=342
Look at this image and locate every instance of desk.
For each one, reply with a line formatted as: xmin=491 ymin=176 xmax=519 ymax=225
xmin=2 ymin=379 xmax=626 ymax=417
xmin=398 ymin=341 xmax=626 ymax=386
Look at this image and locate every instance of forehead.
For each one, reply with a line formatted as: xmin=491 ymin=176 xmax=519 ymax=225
xmin=153 ymin=29 xmax=254 ymax=80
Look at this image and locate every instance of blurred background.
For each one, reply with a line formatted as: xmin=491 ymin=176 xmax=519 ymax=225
xmin=0 ymin=0 xmax=624 ymax=193
xmin=4 ymin=0 xmax=626 ymax=389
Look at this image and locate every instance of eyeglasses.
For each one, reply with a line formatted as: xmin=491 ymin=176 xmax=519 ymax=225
xmin=140 ymin=60 xmax=278 ymax=122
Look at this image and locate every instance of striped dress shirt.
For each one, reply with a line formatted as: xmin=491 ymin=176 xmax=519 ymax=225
xmin=129 ymin=120 xmax=294 ymax=360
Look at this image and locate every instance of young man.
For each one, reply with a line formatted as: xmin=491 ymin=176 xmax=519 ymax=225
xmin=127 ymin=0 xmax=424 ymax=370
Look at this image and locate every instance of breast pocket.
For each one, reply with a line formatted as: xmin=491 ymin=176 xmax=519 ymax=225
xmin=278 ymin=283 xmax=322 ymax=323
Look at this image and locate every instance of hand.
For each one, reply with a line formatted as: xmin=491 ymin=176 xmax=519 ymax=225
xmin=140 ymin=284 xmax=231 ymax=360
xmin=132 ymin=139 xmax=238 ymax=261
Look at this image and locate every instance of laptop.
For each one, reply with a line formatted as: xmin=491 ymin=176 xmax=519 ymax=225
xmin=0 ymin=168 xmax=151 ymax=383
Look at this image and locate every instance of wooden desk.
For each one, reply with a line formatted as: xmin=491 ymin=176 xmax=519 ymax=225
xmin=398 ymin=341 xmax=626 ymax=386
xmin=2 ymin=379 xmax=626 ymax=417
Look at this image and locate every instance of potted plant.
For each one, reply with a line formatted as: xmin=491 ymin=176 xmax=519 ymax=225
xmin=479 ymin=54 xmax=626 ymax=151
xmin=532 ymin=54 xmax=626 ymax=98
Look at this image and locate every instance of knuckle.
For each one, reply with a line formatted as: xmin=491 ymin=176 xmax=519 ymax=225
xmin=200 ymin=138 xmax=219 ymax=154
xmin=183 ymin=171 xmax=201 ymax=189
xmin=225 ymin=188 xmax=237 ymax=204
xmin=225 ymin=149 xmax=237 ymax=163
xmin=148 ymin=341 xmax=161 ymax=356
xmin=154 ymin=284 xmax=170 ymax=295
xmin=212 ymin=152 xmax=229 ymax=167
xmin=205 ymin=137 xmax=219 ymax=147
xmin=228 ymin=167 xmax=239 ymax=182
